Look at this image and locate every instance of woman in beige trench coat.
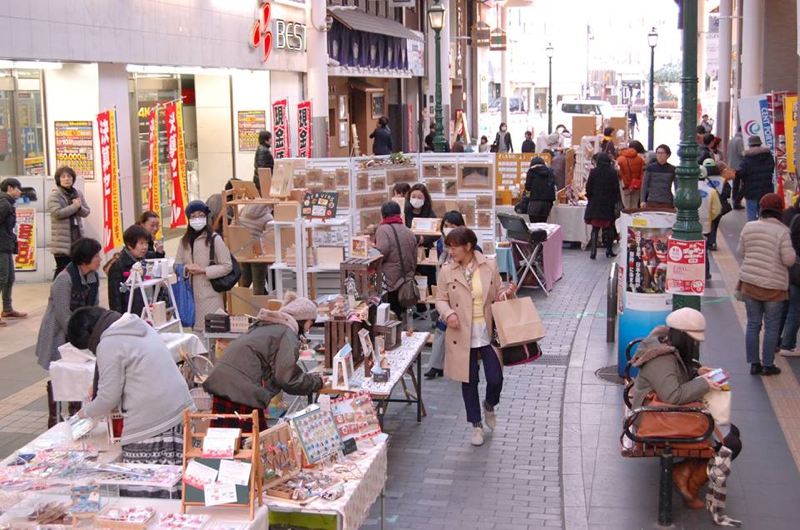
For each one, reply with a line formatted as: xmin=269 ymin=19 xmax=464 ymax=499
xmin=436 ymin=227 xmax=516 ymax=446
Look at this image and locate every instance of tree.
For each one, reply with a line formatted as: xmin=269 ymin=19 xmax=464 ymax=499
xmin=652 ymin=63 xmax=682 ymax=84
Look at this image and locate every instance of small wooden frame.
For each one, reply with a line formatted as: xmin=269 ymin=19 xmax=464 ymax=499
xmin=181 ymin=411 xmax=262 ymax=520
xmin=411 ymin=217 xmax=442 ymax=236
xmin=258 ymin=423 xmax=303 ymax=500
xmin=374 ymin=320 xmax=402 ymax=350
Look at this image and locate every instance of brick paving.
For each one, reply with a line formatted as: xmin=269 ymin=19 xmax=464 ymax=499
xmin=364 ymin=248 xmax=612 ymax=530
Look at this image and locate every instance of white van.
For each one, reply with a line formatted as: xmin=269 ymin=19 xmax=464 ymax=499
xmin=553 ymin=100 xmax=619 ymax=130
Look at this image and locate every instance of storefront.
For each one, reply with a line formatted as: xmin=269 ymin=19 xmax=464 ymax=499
xmin=0 ymin=0 xmax=309 ymax=281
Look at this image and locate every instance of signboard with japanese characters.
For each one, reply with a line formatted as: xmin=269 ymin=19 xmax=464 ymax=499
xmin=666 ymin=238 xmax=706 ymax=296
xmin=14 ymin=207 xmax=36 ymax=271
xmin=147 ymin=108 xmax=163 ymax=240
xmin=55 ymin=121 xmax=94 ymax=179
xmin=272 ymin=99 xmax=290 ymax=159
xmin=165 ymin=102 xmax=188 ymax=229
xmin=296 ymin=101 xmax=312 ymax=158
xmin=96 ymin=110 xmax=124 ymax=253
xmin=237 ymin=110 xmax=267 ymax=151
xmin=301 ymin=191 xmax=339 ymax=220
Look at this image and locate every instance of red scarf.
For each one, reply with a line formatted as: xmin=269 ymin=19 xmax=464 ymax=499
xmin=381 ymin=215 xmax=404 ymax=225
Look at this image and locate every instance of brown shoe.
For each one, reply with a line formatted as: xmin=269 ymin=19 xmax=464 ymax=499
xmin=673 ymin=460 xmax=705 ymax=509
xmin=1 ymin=310 xmax=27 ymax=319
xmin=686 ymin=459 xmax=710 ymax=505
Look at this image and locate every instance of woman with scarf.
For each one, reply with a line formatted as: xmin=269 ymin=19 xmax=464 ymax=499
xmin=630 ymin=308 xmax=740 ymax=510
xmin=67 ymin=307 xmax=194 ymax=466
xmin=523 ymin=157 xmax=557 ymax=223
xmin=376 ymin=201 xmax=418 ymax=318
xmin=36 ymin=237 xmax=102 ymax=427
xmin=174 ymin=200 xmax=233 ymax=332
xmin=584 ymin=153 xmax=623 ymax=259
xmin=48 ymin=166 xmax=90 ymax=278
xmin=203 ymin=292 xmax=326 ymax=433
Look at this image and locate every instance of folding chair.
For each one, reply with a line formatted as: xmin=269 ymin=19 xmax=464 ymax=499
xmin=497 ymin=213 xmax=549 ymax=296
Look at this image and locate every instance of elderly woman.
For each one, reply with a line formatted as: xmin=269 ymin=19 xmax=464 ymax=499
xmin=68 ymin=308 xmax=195 ymax=465
xmin=136 ymin=210 xmax=165 ymax=259
xmin=738 ymin=193 xmax=795 ymax=376
xmin=630 ymin=308 xmax=734 ymax=509
xmin=203 ymin=292 xmax=326 ymax=433
xmin=436 ymin=227 xmax=516 ymax=446
xmin=375 ymin=201 xmax=418 ymax=318
xmin=36 ymin=237 xmax=102 ymax=427
xmin=174 ymin=200 xmax=233 ymax=332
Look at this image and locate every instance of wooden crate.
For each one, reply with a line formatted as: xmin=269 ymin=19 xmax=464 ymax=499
xmin=374 ymin=320 xmax=402 ymax=350
xmin=340 ymin=255 xmax=384 ymax=300
xmin=324 ymin=320 xmax=364 ymax=369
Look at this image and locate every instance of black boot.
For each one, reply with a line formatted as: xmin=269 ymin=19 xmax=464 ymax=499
xmin=589 ymin=227 xmax=599 ymax=260
xmin=604 ymin=228 xmax=618 ymax=257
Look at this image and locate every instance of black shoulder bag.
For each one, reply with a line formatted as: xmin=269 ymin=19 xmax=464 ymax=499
xmin=208 ymin=233 xmax=242 ymax=293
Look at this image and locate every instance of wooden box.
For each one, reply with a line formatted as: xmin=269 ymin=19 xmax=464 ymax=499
xmin=340 ymin=255 xmax=384 ymax=300
xmin=324 ymin=320 xmax=364 ymax=369
xmin=374 ymin=320 xmax=402 ymax=350
xmin=273 ymin=201 xmax=300 ymax=222
xmin=205 ymin=313 xmax=230 ymax=333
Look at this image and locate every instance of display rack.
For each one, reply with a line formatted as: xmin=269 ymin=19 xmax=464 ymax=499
xmin=125 ymin=269 xmax=183 ymax=333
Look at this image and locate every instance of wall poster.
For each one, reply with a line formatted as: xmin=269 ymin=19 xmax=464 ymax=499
xmin=14 ymin=207 xmax=36 ymax=271
xmin=237 ymin=110 xmax=266 ymax=151
xmin=54 ymin=121 xmax=94 ymax=179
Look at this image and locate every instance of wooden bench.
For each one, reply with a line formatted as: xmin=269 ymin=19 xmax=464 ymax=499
xmin=619 ymin=338 xmax=716 ymax=527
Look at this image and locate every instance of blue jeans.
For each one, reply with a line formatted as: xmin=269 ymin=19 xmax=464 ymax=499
xmin=745 ymin=199 xmax=760 ymax=222
xmin=781 ymin=284 xmax=800 ymax=350
xmin=744 ymin=295 xmax=784 ymax=366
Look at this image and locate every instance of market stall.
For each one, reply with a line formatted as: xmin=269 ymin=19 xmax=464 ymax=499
xmin=495 ymin=223 xmax=564 ymax=292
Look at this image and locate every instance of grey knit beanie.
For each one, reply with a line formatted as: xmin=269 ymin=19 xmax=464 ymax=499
xmin=281 ymin=292 xmax=318 ymax=321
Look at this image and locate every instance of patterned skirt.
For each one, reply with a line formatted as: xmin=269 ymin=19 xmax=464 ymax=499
xmin=211 ymin=396 xmax=267 ymax=434
xmin=120 ymin=423 xmax=184 ymax=498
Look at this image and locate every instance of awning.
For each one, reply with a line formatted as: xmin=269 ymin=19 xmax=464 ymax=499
xmin=349 ymin=79 xmax=384 ymax=93
xmin=328 ymin=8 xmax=424 ymax=42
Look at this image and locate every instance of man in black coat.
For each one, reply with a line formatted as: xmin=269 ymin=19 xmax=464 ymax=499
xmin=253 ymin=131 xmax=274 ymax=195
xmin=521 ymin=131 xmax=536 ymax=153
xmin=0 ymin=178 xmax=26 ymax=325
xmin=370 ymin=116 xmax=393 ymax=155
xmin=735 ymin=135 xmax=775 ymax=222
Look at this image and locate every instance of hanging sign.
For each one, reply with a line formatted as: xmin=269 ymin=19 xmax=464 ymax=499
xmin=237 ymin=110 xmax=266 ymax=151
xmin=738 ymin=95 xmax=775 ymax=152
xmin=14 ymin=207 xmax=36 ymax=271
xmin=54 ymin=121 xmax=94 ymax=179
xmin=297 ymin=100 xmax=312 ymax=158
xmin=273 ymin=99 xmax=290 ymax=159
xmin=666 ymin=238 xmax=706 ymax=296
xmin=96 ymin=110 xmax=124 ymax=253
xmin=147 ymin=108 xmax=162 ymax=239
xmin=165 ymin=102 xmax=188 ymax=229
xmin=301 ymin=191 xmax=338 ymax=219
xmin=407 ymin=104 xmax=414 ymax=153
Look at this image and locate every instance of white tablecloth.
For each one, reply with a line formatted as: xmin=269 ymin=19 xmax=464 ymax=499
xmin=548 ymin=204 xmax=591 ymax=248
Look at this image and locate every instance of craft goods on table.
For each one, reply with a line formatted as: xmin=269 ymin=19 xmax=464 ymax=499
xmin=290 ymin=405 xmax=343 ymax=465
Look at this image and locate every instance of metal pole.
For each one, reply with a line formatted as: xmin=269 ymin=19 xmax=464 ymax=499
xmin=548 ymin=56 xmax=553 ymax=134
xmin=433 ymin=25 xmax=447 ymax=152
xmin=648 ymin=45 xmax=656 ymax=151
xmin=673 ymin=0 xmax=702 ymax=312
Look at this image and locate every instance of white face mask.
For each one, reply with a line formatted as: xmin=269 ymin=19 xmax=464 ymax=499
xmin=410 ymin=198 xmax=425 ymax=209
xmin=500 ymin=127 xmax=507 ymax=132
xmin=189 ymin=217 xmax=207 ymax=231
xmin=443 ymin=227 xmax=454 ymax=236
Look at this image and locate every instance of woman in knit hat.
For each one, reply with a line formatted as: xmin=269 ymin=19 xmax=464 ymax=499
xmin=202 ymin=292 xmax=326 ymax=432
xmin=174 ymin=199 xmax=233 ymax=332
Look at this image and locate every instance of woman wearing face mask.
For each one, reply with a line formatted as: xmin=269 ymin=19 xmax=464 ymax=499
xmin=426 ymin=211 xmax=482 ymax=379
xmin=405 ymin=184 xmax=439 ymax=297
xmin=48 ymin=166 xmax=91 ymax=278
xmin=202 ymin=292 xmax=327 ymax=433
xmin=492 ymin=123 xmax=513 ymax=153
xmin=106 ymin=225 xmax=152 ymax=315
xmin=136 ymin=211 xmax=165 ymax=259
xmin=174 ymin=200 xmax=233 ymax=332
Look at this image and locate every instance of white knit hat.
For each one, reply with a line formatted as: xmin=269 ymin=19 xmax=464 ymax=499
xmin=666 ymin=307 xmax=705 ymax=342
xmin=281 ymin=292 xmax=318 ymax=321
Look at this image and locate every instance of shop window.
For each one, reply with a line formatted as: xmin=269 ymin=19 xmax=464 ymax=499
xmin=0 ymin=69 xmax=46 ymax=177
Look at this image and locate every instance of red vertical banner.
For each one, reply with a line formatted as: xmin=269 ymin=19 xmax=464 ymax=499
xmin=297 ymin=100 xmax=312 ymax=158
xmin=407 ymin=104 xmax=414 ymax=152
xmin=272 ymin=99 xmax=289 ymax=159
xmin=166 ymin=102 xmax=188 ymax=229
xmin=97 ymin=109 xmax=124 ymax=253
xmin=147 ymin=108 xmax=162 ymax=239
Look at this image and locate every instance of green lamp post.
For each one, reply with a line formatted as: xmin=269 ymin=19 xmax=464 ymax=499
xmin=673 ymin=0 xmax=702 ymax=312
xmin=546 ymin=43 xmax=554 ymax=134
xmin=647 ymin=27 xmax=658 ymax=151
xmin=428 ymin=0 xmax=447 ymax=153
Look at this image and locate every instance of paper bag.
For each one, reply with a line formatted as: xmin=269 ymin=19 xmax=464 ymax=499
xmin=491 ymin=296 xmax=546 ymax=347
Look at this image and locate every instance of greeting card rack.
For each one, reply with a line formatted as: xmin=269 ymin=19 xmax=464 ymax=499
xmin=181 ymin=410 xmax=262 ymax=520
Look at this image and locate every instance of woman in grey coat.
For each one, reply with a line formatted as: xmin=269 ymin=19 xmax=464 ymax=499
xmin=48 ymin=166 xmax=90 ymax=278
xmin=36 ymin=237 xmax=101 ymax=427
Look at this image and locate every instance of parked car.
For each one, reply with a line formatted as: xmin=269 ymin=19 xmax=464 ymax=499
xmin=552 ymin=99 xmax=622 ymax=129
xmin=488 ymin=97 xmax=527 ymax=114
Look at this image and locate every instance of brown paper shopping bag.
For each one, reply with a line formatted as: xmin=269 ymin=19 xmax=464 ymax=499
xmin=491 ymin=296 xmax=546 ymax=348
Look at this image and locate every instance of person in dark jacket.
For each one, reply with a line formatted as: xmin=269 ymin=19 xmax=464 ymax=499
xmin=524 ymin=157 xmax=556 ymax=223
xmin=696 ymin=133 xmax=715 ymax=164
xmin=521 ymin=131 xmax=535 ymax=153
xmin=370 ymin=116 xmax=393 ymax=155
xmin=780 ymin=196 xmax=800 ymax=357
xmin=252 ymin=131 xmax=274 ymax=195
xmin=492 ymin=122 xmax=513 ymax=153
xmin=728 ymin=127 xmax=745 ymax=209
xmin=641 ymin=144 xmax=677 ymax=208
xmin=600 ymin=126 xmax=616 ymax=157
xmin=405 ymin=184 xmax=438 ymax=300
xmin=376 ymin=201 xmax=419 ymax=318
xmin=136 ymin=210 xmax=165 ymax=259
xmin=107 ymin=225 xmax=151 ymax=316
xmin=0 ymin=178 xmax=26 ymax=326
xmin=735 ymin=135 xmax=775 ymax=222
xmin=203 ymin=292 xmax=326 ymax=433
xmin=584 ymin=153 xmax=622 ymax=259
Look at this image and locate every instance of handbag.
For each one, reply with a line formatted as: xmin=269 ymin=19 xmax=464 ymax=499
xmin=389 ymin=225 xmax=420 ymax=308
xmin=490 ymin=294 xmax=546 ymax=347
xmin=514 ymin=191 xmax=530 ymax=215
xmin=700 ymin=390 xmax=731 ymax=426
xmin=636 ymin=395 xmax=712 ymax=440
xmin=499 ymin=340 xmax=542 ymax=366
xmin=172 ymin=264 xmax=195 ymax=327
xmin=207 ymin=234 xmax=242 ymax=293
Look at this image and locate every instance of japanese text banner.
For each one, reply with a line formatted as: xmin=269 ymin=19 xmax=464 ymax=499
xmin=166 ymin=102 xmax=188 ymax=228
xmin=147 ymin=107 xmax=162 ymax=239
xmin=297 ymin=100 xmax=312 ymax=158
xmin=273 ymin=99 xmax=289 ymax=159
xmin=97 ymin=109 xmax=124 ymax=253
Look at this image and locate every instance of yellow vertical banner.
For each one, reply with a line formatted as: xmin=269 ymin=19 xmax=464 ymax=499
xmin=147 ymin=107 xmax=162 ymax=239
xmin=786 ymin=95 xmax=797 ymax=174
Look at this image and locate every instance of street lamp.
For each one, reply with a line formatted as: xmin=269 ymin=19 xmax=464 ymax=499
xmin=428 ymin=0 xmax=447 ymax=153
xmin=647 ymin=26 xmax=658 ymax=151
xmin=546 ymin=43 xmax=554 ymax=134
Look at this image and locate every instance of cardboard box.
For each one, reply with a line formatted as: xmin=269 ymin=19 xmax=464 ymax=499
xmin=273 ymin=201 xmax=300 ymax=222
xmin=289 ymin=188 xmax=306 ymax=202
xmin=230 ymin=286 xmax=277 ymax=315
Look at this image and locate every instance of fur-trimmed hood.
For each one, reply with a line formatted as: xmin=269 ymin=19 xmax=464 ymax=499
xmin=631 ymin=325 xmax=682 ymax=368
xmin=255 ymin=308 xmax=299 ymax=334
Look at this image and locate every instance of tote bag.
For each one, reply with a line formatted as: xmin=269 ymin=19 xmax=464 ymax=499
xmin=490 ymin=295 xmax=546 ymax=348
xmin=700 ymin=390 xmax=732 ymax=426
xmin=172 ymin=264 xmax=195 ymax=327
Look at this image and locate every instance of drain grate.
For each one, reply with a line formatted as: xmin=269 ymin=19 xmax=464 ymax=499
xmin=535 ymin=354 xmax=569 ymax=366
xmin=595 ymin=365 xmax=624 ymax=385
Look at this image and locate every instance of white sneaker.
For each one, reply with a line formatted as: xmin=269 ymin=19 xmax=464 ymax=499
xmin=470 ymin=427 xmax=485 ymax=446
xmin=779 ymin=348 xmax=800 ymax=357
xmin=483 ymin=401 xmax=497 ymax=430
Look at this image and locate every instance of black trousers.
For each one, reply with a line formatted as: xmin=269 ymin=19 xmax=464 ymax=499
xmin=54 ymin=255 xmax=71 ymax=279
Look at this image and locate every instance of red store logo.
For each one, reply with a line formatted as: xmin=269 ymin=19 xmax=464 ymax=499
xmin=251 ymin=2 xmax=273 ymax=62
